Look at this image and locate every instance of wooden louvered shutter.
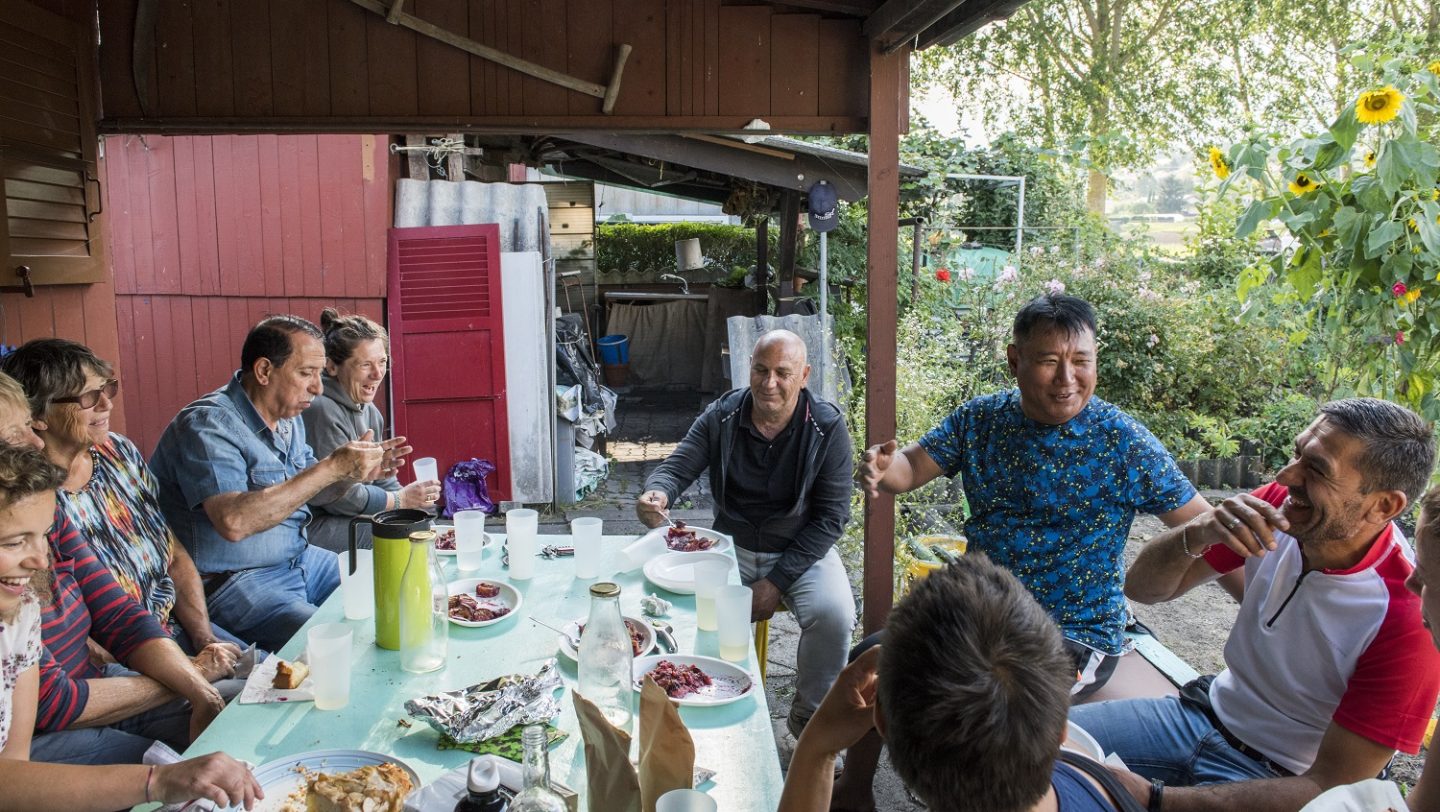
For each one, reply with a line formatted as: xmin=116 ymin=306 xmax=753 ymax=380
xmin=387 ymin=223 xmax=513 ymax=503
xmin=0 ymin=1 xmax=105 ymax=287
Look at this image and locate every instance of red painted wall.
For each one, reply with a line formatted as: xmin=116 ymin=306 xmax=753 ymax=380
xmin=104 ymin=134 xmax=391 ymax=453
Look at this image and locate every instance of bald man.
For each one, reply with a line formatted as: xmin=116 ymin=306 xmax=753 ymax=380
xmin=638 ymin=330 xmax=855 ymax=738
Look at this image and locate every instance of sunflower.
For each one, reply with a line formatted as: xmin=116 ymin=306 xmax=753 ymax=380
xmin=1364 ymin=150 xmax=1377 ymax=169
xmin=1288 ymin=173 xmax=1321 ymax=195
xmin=1208 ymin=147 xmax=1231 ymax=180
xmin=1356 ymin=86 xmax=1404 ymax=125
xmin=1410 ymin=217 xmax=1420 ymax=232
xmin=1429 ymin=60 xmax=1440 ymax=77
xmin=1405 ymin=288 xmax=1423 ymax=305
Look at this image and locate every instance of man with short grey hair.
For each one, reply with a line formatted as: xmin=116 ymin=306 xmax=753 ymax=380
xmin=151 ymin=315 xmax=407 ymax=651
xmin=636 ymin=329 xmax=855 ymax=737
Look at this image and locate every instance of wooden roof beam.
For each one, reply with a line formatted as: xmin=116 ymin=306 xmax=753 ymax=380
xmin=863 ymin=0 xmax=960 ymax=39
xmin=915 ymin=0 xmax=1030 ymax=48
xmin=765 ymin=0 xmax=877 ymax=15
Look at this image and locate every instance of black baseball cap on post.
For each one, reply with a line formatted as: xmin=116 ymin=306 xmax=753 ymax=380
xmin=807 ymin=181 xmax=839 ymax=233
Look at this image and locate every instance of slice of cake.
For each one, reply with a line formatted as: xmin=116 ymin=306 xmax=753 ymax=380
xmin=271 ymin=659 xmax=310 ymax=690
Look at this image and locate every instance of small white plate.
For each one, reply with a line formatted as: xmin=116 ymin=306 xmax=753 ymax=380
xmin=639 ymin=524 xmax=733 ymax=555
xmin=446 ymin=578 xmax=522 ymax=627
xmin=633 ymin=654 xmax=754 ymax=707
xmin=643 ymin=551 xmax=732 ymax=594
xmin=432 ymin=522 xmax=493 ymax=557
xmin=187 ymin=750 xmax=418 ymax=811
xmin=557 ymin=616 xmax=656 ymax=660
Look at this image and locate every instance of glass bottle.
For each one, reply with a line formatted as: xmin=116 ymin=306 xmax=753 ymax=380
xmin=577 ymin=582 xmax=634 ymax=733
xmin=400 ymin=529 xmax=448 ymax=673
xmin=509 ymin=725 xmax=567 ymax=812
xmin=454 ymin=757 xmax=508 ymax=812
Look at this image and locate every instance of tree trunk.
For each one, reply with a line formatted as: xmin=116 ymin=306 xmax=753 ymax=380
xmin=1087 ymin=169 xmax=1107 ymax=214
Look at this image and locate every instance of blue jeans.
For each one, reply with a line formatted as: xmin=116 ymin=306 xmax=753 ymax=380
xmin=29 ymin=663 xmax=242 ymax=766
xmin=205 ymin=544 xmax=340 ymax=652
xmin=1069 ymin=695 xmax=1282 ymax=785
xmin=738 ymin=547 xmax=855 ymax=725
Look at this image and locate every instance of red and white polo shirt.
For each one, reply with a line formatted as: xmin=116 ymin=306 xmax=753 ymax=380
xmin=1202 ymin=483 xmax=1440 ymax=775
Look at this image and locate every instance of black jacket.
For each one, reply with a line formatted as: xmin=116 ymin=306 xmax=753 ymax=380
xmin=644 ymin=388 xmax=853 ymax=591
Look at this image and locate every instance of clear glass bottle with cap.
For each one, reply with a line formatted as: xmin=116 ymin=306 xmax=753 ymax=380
xmin=454 ymin=757 xmax=508 ymax=812
xmin=400 ymin=529 xmax=448 ymax=673
xmin=509 ymin=725 xmax=566 ymax=812
xmin=577 ymin=581 xmax=634 ymax=733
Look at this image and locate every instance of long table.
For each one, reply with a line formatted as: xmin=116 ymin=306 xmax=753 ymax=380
xmin=181 ymin=534 xmax=785 ymax=809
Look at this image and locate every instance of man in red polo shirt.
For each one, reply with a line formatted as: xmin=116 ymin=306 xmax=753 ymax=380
xmin=1072 ymin=397 xmax=1440 ymax=811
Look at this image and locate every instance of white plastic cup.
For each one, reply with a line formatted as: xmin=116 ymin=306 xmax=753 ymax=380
xmin=692 ymin=559 xmax=730 ymax=632
xmin=657 ymin=789 xmax=718 ymax=812
xmin=507 ymin=508 xmax=538 ymax=580
xmin=618 ymin=533 xmax=666 ymax=571
xmin=455 ymin=510 xmax=487 ymax=572
xmin=412 ymin=457 xmax=438 ymax=486
xmin=307 ymin=623 xmax=354 ymax=710
xmin=715 ymin=585 xmax=753 ymax=663
xmin=338 ymin=549 xmax=374 ymax=620
xmin=572 ymin=517 xmax=603 ymax=579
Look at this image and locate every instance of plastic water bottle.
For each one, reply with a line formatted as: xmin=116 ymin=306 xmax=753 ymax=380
xmin=509 ymin=725 xmax=567 ymax=812
xmin=577 ymin=582 xmax=634 ymax=733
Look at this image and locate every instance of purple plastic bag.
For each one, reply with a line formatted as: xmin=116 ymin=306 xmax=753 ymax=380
xmin=441 ymin=458 xmax=497 ymax=517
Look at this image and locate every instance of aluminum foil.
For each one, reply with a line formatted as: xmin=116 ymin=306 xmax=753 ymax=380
xmin=405 ymin=659 xmax=565 ymax=744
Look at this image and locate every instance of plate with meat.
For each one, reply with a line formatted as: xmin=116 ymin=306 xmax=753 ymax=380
xmin=633 ymin=655 xmax=754 ymax=707
xmin=643 ymin=551 xmax=732 ymax=595
xmin=640 ymin=522 xmax=731 ymax=554
xmin=557 ymin=616 xmax=656 ymax=660
xmin=446 ymin=578 xmax=521 ymax=627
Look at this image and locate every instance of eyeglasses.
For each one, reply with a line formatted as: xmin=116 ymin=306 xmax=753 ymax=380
xmin=53 ymin=379 xmax=119 ymax=410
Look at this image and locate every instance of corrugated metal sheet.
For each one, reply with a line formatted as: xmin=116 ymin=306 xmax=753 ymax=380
xmin=104 ymin=133 xmax=390 ymax=454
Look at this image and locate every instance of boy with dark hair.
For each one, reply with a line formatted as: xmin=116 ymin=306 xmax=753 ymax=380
xmin=779 ymin=554 xmax=1129 ymax=812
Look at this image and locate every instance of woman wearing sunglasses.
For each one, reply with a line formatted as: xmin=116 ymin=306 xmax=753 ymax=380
xmin=0 ymin=339 xmax=245 ymax=659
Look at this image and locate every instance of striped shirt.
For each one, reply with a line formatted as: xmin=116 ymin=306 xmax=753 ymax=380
xmin=35 ymin=508 xmax=166 ymax=732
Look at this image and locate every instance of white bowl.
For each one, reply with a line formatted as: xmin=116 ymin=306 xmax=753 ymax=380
xmin=643 ymin=551 xmax=733 ymax=594
xmin=446 ymin=578 xmax=521 ymax=627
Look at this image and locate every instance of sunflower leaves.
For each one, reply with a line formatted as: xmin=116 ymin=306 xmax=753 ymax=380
xmin=1236 ymin=199 xmax=1272 ymax=239
xmin=1327 ymin=106 xmax=1360 ymax=151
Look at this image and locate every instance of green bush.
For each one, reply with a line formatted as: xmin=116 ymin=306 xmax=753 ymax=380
xmin=595 ymin=222 xmax=777 ymax=284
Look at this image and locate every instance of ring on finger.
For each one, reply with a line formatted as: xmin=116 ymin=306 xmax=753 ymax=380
xmin=1223 ymin=516 xmax=1241 ymax=530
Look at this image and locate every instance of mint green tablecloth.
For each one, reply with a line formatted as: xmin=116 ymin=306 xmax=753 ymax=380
xmin=181 ymin=534 xmax=784 ymax=810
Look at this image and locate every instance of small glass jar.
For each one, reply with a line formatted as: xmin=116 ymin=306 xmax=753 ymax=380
xmin=400 ymin=529 xmax=448 ymax=673
xmin=509 ymin=725 xmax=567 ymax=811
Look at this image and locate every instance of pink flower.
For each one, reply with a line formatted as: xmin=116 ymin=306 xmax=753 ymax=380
xmin=996 ymin=266 xmax=1019 ymax=285
xmin=1044 ymin=279 xmax=1066 ymax=295
xmin=1393 ymin=282 xmax=1408 ymax=298
xmin=1396 ymin=331 xmax=1406 ymax=345
xmin=1147 ymin=333 xmax=1160 ymax=348
xmin=956 ymin=267 xmax=975 ymax=281
xmin=935 ymin=268 xmax=952 ymax=282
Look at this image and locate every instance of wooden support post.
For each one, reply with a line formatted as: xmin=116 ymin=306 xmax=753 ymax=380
xmin=863 ymin=42 xmax=905 ymax=636
xmin=777 ymin=190 xmax=800 ymax=316
xmin=404 ymin=134 xmax=427 ymax=180
xmin=445 ymin=132 xmax=464 ymax=180
xmin=756 ymin=217 xmax=770 ymax=315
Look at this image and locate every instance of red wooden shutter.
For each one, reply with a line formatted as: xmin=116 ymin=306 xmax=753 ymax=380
xmin=387 ymin=223 xmax=512 ymax=503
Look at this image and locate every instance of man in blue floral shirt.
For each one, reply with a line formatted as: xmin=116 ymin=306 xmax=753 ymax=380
xmin=833 ymin=293 xmax=1208 ymax=812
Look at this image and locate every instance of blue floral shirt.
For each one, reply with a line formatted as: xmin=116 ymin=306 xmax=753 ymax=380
xmin=919 ymin=389 xmax=1194 ymax=655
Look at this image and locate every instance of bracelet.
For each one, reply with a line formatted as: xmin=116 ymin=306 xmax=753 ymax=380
xmin=1180 ymin=524 xmax=1206 ymax=559
xmin=145 ymin=764 xmax=156 ymax=804
xmin=1148 ymin=777 xmax=1164 ymax=812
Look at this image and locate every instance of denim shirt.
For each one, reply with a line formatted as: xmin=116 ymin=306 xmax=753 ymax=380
xmin=150 ymin=372 xmax=317 ymax=573
xmin=918 ymin=389 xmax=1194 ymax=655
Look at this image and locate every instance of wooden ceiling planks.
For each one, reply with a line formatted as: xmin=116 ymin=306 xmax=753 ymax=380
xmin=95 ymin=0 xmax=874 ymax=134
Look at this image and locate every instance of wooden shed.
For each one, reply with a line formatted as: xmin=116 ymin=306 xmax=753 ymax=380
xmin=3 ymin=0 xmax=1031 ymax=630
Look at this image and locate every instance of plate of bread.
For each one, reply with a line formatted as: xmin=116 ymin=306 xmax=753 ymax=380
xmin=238 ymin=654 xmax=315 ymax=704
xmin=185 ymin=750 xmax=417 ymax=811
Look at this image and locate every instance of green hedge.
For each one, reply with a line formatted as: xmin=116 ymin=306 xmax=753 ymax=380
xmin=595 ymin=222 xmax=778 ymax=282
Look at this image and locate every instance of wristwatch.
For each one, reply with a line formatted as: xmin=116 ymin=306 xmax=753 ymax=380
xmin=1149 ymin=778 xmax=1164 ymax=812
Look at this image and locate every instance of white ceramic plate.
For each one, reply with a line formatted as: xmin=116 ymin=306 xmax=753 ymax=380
xmin=556 ymin=616 xmax=656 ymax=660
xmin=642 ymin=551 xmax=732 ymax=595
xmin=446 ymin=578 xmax=522 ymax=627
xmin=1062 ymin=720 xmax=1105 ymax=762
xmin=431 ymin=522 xmax=493 ymax=557
xmin=640 ymin=524 xmax=733 ymax=555
xmin=633 ymin=654 xmax=755 ymax=707
xmin=187 ymin=750 xmax=418 ymax=811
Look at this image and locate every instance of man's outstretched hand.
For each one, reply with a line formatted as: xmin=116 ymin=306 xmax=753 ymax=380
xmin=857 ymin=440 xmax=898 ymax=498
xmin=635 ymin=489 xmax=669 ymax=529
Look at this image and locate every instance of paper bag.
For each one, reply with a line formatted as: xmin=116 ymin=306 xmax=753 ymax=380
xmin=574 ymin=691 xmax=642 ymax=812
xmin=638 ymin=677 xmax=696 ymax=812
